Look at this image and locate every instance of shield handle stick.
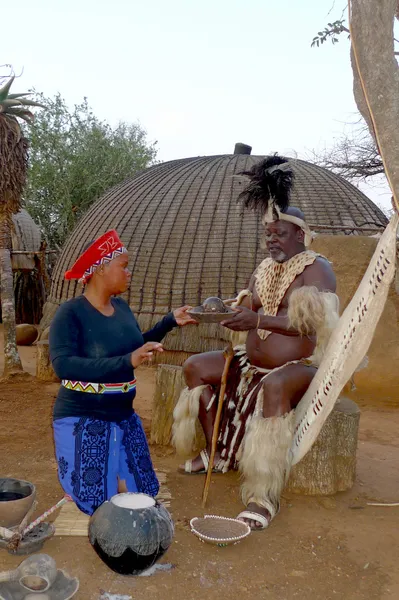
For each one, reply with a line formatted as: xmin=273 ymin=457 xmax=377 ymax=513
xmin=202 ymin=341 xmax=234 ymax=507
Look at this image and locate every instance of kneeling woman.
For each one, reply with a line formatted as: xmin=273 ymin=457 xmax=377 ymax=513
xmin=49 ymin=230 xmax=195 ymax=515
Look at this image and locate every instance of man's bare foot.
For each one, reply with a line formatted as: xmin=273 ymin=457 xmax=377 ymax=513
xmin=237 ymin=502 xmax=271 ymax=530
xmin=178 ymin=448 xmax=223 ymax=474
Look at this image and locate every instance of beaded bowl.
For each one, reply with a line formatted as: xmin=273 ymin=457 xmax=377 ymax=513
xmin=190 ymin=515 xmax=251 ymax=547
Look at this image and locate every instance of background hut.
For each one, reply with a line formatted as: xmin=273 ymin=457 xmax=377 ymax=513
xmin=40 ymin=145 xmax=398 ymax=400
xmin=1 ymin=209 xmax=47 ymax=325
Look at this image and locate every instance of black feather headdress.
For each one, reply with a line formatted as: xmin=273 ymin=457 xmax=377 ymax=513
xmin=237 ymin=154 xmax=295 ymax=218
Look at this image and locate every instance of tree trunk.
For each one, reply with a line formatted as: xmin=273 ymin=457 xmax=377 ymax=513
xmin=36 ymin=340 xmax=59 ymax=382
xmin=0 ymin=219 xmax=22 ymax=376
xmin=286 ymin=397 xmax=360 ymax=495
xmin=350 ymin=0 xmax=399 ymax=211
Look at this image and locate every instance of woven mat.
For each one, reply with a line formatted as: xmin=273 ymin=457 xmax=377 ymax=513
xmin=54 ymin=470 xmax=171 ymax=537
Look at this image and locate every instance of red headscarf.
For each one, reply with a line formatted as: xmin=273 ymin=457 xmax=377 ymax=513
xmin=64 ymin=230 xmax=127 ymax=284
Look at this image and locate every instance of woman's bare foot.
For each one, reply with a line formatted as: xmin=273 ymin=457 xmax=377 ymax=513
xmin=178 ymin=448 xmax=222 ymax=473
xmin=238 ymin=502 xmax=271 ymax=530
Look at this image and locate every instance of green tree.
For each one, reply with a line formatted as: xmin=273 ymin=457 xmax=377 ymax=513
xmin=24 ymin=93 xmax=157 ymax=249
xmin=0 ymin=73 xmax=45 ymax=375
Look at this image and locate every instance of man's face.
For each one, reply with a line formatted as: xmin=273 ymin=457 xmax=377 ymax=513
xmin=264 ymin=220 xmax=303 ymax=263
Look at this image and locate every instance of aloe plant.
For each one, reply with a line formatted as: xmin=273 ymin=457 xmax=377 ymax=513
xmin=0 ymin=75 xmax=45 ymax=127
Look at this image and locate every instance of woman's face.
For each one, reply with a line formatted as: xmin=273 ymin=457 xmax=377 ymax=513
xmin=103 ymin=253 xmax=131 ymax=294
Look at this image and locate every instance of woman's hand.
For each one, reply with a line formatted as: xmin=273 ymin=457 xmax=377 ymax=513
xmin=131 ymin=342 xmax=163 ymax=368
xmin=221 ymin=307 xmax=259 ymax=331
xmin=173 ymin=305 xmax=198 ymax=326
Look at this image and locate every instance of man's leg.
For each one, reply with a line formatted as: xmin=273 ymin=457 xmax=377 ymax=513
xmin=174 ymin=351 xmax=225 ymax=473
xmin=239 ymin=363 xmax=317 ymax=529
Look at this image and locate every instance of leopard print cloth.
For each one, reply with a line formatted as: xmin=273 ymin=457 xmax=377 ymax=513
xmin=254 ymin=250 xmax=321 ymax=340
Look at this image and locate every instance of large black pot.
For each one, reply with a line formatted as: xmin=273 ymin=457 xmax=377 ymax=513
xmin=88 ymin=493 xmax=174 ymax=575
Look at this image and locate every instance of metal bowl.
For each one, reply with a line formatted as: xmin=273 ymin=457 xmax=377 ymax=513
xmin=187 ymin=309 xmax=234 ymax=324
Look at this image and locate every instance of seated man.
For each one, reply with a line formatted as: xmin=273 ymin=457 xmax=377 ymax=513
xmin=172 ymin=156 xmax=339 ymax=531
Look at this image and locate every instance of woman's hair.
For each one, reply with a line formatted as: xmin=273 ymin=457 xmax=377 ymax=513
xmin=80 ymin=241 xmax=96 ymax=287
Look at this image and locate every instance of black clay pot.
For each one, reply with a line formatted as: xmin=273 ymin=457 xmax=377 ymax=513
xmin=88 ymin=493 xmax=174 ymax=575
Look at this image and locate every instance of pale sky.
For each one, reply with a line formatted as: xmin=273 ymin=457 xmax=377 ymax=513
xmin=3 ymin=0 xmax=392 ymax=212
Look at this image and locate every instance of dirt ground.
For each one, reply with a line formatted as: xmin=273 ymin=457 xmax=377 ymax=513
xmin=1 ymin=345 xmax=399 ymax=600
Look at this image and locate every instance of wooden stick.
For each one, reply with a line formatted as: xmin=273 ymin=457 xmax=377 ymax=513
xmin=307 ymin=224 xmax=384 ymax=232
xmin=0 ymin=502 xmax=37 ymax=542
xmin=367 ymin=502 xmax=399 ymax=507
xmin=21 ymin=495 xmax=71 ymax=537
xmin=11 ymin=250 xmax=58 ymax=255
xmin=202 ymin=342 xmax=234 ymax=507
xmin=17 ymin=500 xmax=37 ymax=533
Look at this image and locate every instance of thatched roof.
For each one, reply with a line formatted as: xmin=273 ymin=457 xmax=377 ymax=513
xmin=42 ymin=149 xmax=389 ymax=355
xmin=11 ymin=209 xmax=42 ymax=271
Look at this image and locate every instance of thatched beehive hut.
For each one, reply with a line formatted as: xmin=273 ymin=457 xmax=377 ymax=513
xmin=5 ymin=209 xmax=47 ymax=324
xmin=41 ymin=145 xmax=392 ymax=372
xmin=11 ymin=209 xmax=42 ymax=271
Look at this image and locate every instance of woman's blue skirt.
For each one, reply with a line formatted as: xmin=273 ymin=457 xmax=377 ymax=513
xmin=53 ymin=412 xmax=159 ymax=515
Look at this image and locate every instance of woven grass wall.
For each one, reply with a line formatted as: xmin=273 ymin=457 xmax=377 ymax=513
xmin=11 ymin=209 xmax=42 ymax=271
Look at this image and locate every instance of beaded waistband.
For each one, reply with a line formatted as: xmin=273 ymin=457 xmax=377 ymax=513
xmin=61 ymin=379 xmax=136 ymax=394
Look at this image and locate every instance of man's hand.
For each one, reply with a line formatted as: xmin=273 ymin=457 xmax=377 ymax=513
xmin=173 ymin=305 xmax=198 ymax=326
xmin=131 ymin=342 xmax=163 ymax=367
xmin=221 ymin=307 xmax=259 ymax=331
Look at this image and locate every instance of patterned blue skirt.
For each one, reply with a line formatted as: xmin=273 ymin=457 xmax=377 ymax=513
xmin=53 ymin=412 xmax=159 ymax=515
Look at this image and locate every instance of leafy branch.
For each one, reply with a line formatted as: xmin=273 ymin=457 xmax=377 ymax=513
xmin=311 ymin=19 xmax=350 ymax=47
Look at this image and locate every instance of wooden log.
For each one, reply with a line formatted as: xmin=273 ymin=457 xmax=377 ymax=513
xmin=36 ymin=340 xmax=59 ymax=382
xmin=150 ymin=364 xmax=205 ymax=450
xmin=286 ymin=397 xmax=360 ymax=496
xmin=151 ymin=365 xmax=360 ymax=496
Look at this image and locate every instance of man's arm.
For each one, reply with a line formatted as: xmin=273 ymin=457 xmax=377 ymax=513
xmin=221 ymin=258 xmax=337 ymax=335
xmin=302 ymin=258 xmax=336 ymax=293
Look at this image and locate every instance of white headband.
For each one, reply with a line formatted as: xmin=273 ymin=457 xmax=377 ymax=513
xmin=262 ymin=205 xmax=314 ymax=247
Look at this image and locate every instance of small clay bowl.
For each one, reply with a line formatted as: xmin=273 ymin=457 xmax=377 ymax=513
xmin=0 ymin=479 xmax=36 ymax=528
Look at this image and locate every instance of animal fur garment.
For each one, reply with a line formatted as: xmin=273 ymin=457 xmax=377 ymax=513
xmin=254 ymin=250 xmax=327 ymax=341
xmin=239 ymin=409 xmax=295 ymax=520
xmin=287 ymin=286 xmax=340 ymax=366
xmin=172 ymin=385 xmax=209 ymax=456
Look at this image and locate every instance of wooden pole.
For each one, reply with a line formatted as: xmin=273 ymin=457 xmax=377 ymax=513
xmin=10 ymin=250 xmax=58 ymax=255
xmin=202 ymin=342 xmax=234 ymax=507
xmin=307 ymin=224 xmax=384 ymax=232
